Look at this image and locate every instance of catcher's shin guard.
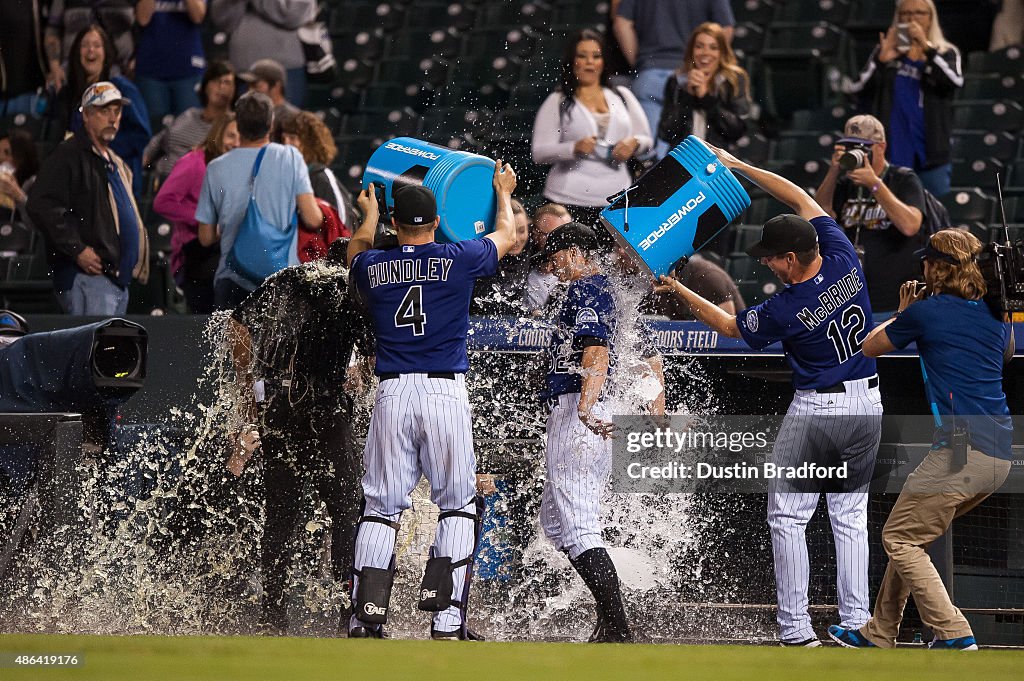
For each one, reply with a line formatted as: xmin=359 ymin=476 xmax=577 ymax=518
xmin=419 ymin=496 xmax=485 ymax=638
xmin=351 ymin=515 xmax=400 ymax=626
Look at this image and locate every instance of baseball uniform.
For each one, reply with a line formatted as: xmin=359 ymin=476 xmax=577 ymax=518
xmin=736 ymin=215 xmax=883 ymax=644
xmin=349 ymin=237 xmax=498 ymax=636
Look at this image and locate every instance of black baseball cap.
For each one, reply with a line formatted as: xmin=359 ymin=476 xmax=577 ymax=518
xmin=543 ymin=222 xmax=600 ymax=261
xmin=746 ymin=214 xmax=819 ymax=258
xmin=393 ymin=185 xmax=437 ymax=226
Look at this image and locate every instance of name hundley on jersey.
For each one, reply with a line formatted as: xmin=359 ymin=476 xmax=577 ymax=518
xmin=366 ymin=258 xmax=453 ymax=288
xmin=796 ymin=268 xmax=864 ymax=331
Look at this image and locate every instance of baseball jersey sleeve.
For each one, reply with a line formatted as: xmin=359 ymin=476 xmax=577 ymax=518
xmin=884 ymin=300 xmax=929 ymax=349
xmin=811 ymin=215 xmax=859 ymax=263
xmin=616 ymin=0 xmax=636 ymax=19
xmin=736 ymin=296 xmax=791 ymax=351
xmin=460 ymin=238 xmax=499 ymax=280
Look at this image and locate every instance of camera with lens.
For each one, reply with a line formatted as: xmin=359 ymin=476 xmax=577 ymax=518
xmin=838 ymin=143 xmax=873 ymax=172
xmin=978 ymin=237 xmax=1024 ymax=317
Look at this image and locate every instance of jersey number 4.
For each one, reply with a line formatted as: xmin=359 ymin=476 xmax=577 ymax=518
xmin=395 ymin=285 xmax=426 ymax=336
xmin=826 ymin=304 xmax=866 ymax=363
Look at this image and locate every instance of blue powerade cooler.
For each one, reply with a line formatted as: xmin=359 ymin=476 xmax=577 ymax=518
xmin=362 ymin=137 xmax=497 ymax=242
xmin=599 ymin=135 xmax=750 ymax=277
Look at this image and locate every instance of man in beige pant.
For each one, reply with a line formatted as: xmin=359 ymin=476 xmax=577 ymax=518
xmin=828 ymin=229 xmax=1015 ymax=651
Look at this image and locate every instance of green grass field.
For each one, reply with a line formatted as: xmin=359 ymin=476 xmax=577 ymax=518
xmin=2 ymin=634 xmax=1023 ymax=681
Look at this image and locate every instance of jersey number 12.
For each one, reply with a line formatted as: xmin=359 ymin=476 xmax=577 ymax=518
xmin=395 ymin=285 xmax=426 ymax=336
xmin=826 ymin=304 xmax=866 ymax=363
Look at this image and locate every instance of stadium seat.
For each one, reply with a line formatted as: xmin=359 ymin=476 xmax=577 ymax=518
xmin=511 ymin=83 xmax=549 ymax=108
xmin=951 ymin=131 xmax=1019 ymax=163
xmin=737 ymin=278 xmax=780 ymax=307
xmin=745 ymin=195 xmax=790 ymax=224
xmin=341 ymin=108 xmax=421 ymax=138
xmin=147 ymin=221 xmax=174 ymax=257
xmin=732 ymin=0 xmax=776 ymax=26
xmin=334 ymin=135 xmax=386 ymax=190
xmin=951 ymin=100 xmax=1023 ymax=133
xmin=762 ymin=22 xmax=848 ymax=60
xmin=847 ymin=0 xmax=893 ymax=31
xmin=958 ymin=74 xmax=1024 ymax=102
xmin=441 ymin=80 xmax=513 ymax=111
xmin=362 ymin=82 xmax=422 ymax=110
xmin=551 ymin=0 xmax=607 ymax=26
xmin=733 ymin=224 xmax=764 ymax=253
xmin=335 ymin=1 xmax=405 ymax=32
xmin=332 ymin=29 xmax=386 ymax=61
xmin=771 ymin=133 xmax=838 ymax=163
xmin=404 ymin=2 xmax=477 ymax=32
xmin=0 ymin=113 xmax=46 ymax=140
xmin=732 ymin=23 xmax=765 ymax=61
xmin=965 ymin=45 xmax=1024 ymax=76
xmin=480 ymin=1 xmax=552 ymax=30
xmin=950 ymin=158 xmax=1005 ymax=191
xmin=1009 ymin=160 xmax=1024 ymax=189
xmin=462 ymin=27 xmax=538 ymax=60
xmin=335 ymin=58 xmax=375 ymax=89
xmin=942 ymin=187 xmax=996 ymax=225
xmin=773 ymin=0 xmax=851 ymax=25
xmin=0 ymin=221 xmax=34 ymax=256
xmin=764 ymin=159 xmax=828 ymax=192
xmin=727 ymin=253 xmax=763 ymax=281
xmin=377 ymin=57 xmax=449 ymax=88
xmin=492 ymin=108 xmax=535 ymax=141
xmin=387 ymin=27 xmax=461 ymax=60
xmin=731 ymin=133 xmax=772 ymax=165
xmin=788 ymin=106 xmax=852 ymax=135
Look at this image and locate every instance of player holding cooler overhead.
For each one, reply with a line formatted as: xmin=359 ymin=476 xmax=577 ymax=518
xmin=655 ymin=145 xmax=883 ymax=647
xmin=541 ymin=222 xmax=666 ymax=643
xmin=345 ymin=162 xmax=521 ymax=641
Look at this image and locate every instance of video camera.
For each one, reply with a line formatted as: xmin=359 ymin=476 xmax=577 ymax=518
xmin=977 ymin=184 xmax=1024 ymax=318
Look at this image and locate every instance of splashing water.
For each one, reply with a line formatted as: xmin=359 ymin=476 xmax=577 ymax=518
xmin=0 ymin=258 xmax=770 ymax=642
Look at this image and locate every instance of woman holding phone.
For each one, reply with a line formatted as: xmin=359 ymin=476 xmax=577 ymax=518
xmin=657 ymin=22 xmax=751 ymax=150
xmin=844 ymin=0 xmax=962 ymax=198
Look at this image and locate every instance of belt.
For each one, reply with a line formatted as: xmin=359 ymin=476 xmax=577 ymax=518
xmin=816 ymin=376 xmax=879 ymax=394
xmin=379 ymin=372 xmax=456 ymax=381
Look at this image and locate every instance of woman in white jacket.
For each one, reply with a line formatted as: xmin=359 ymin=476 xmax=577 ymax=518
xmin=531 ymin=29 xmax=652 ymax=232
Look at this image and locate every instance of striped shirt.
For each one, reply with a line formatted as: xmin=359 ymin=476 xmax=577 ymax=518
xmin=144 ymin=107 xmax=214 ymax=179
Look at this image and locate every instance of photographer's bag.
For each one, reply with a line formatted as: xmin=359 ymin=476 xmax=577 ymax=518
xmin=226 ymin=146 xmax=299 ymax=284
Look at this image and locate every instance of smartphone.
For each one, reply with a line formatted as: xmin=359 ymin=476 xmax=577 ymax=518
xmin=896 ymin=23 xmax=912 ymax=52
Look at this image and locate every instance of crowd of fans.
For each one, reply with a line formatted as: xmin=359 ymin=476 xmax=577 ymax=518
xmin=0 ymin=0 xmax=1019 ymax=315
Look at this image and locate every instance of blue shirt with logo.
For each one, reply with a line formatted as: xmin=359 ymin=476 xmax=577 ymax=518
xmin=887 ymin=56 xmax=928 ymax=169
xmin=736 ymin=216 xmax=877 ymax=390
xmin=352 ymin=239 xmax=498 ymax=374
xmin=543 ymin=273 xmax=616 ymax=399
xmin=886 ymin=295 xmax=1013 ymax=459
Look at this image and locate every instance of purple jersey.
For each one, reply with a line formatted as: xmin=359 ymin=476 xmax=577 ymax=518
xmin=736 ymin=216 xmax=877 ymax=390
xmin=352 ymin=239 xmax=498 ymax=374
xmin=543 ymin=274 xmax=616 ymax=399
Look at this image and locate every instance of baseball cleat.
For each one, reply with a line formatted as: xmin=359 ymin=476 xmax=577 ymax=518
xmin=927 ymin=636 xmax=978 ymax=651
xmin=779 ymin=637 xmax=822 ymax=647
xmin=430 ymin=627 xmax=485 ymax=641
xmin=348 ymin=625 xmax=388 ymax=639
xmin=828 ymin=625 xmax=877 ymax=648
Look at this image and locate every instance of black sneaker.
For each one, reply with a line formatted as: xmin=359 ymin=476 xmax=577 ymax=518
xmin=348 ymin=625 xmax=388 ymax=639
xmin=780 ymin=637 xmax=823 ymax=647
xmin=430 ymin=627 xmax=485 ymax=641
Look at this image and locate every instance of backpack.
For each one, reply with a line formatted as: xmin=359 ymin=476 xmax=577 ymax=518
xmin=920 ymin=187 xmax=952 ymax=236
xmin=297 ymin=198 xmax=350 ymax=263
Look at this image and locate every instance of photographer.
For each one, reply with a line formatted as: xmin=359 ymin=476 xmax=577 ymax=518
xmin=816 ymin=115 xmax=926 ymax=317
xmin=829 ymin=229 xmax=1014 ymax=651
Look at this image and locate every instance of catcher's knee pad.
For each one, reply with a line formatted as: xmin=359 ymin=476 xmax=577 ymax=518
xmin=418 ymin=499 xmax=484 ymax=612
xmin=353 ymin=516 xmax=400 ymax=624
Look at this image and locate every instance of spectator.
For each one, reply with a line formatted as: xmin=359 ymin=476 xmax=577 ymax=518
xmin=195 ymin=91 xmax=323 ymax=310
xmin=240 ymin=60 xmax=299 ymax=124
xmin=0 ymin=129 xmax=41 ymax=219
xmin=844 ymin=0 xmax=962 ymax=198
xmin=531 ymin=29 xmax=652 ymax=231
xmin=210 ymin=0 xmax=316 ymax=107
xmin=45 ymin=0 xmax=135 ymax=86
xmin=614 ymin=0 xmax=735 ymax=159
xmin=472 ymin=198 xmax=532 ymax=315
xmin=144 ymin=60 xmax=237 ymax=183
xmin=815 ymin=115 xmax=926 ymax=316
xmin=639 ymin=254 xmax=745 ymax=319
xmin=990 ymin=0 xmax=1023 ymax=50
xmin=658 ymin=22 xmax=751 ymax=149
xmin=0 ymin=0 xmax=55 ymax=116
xmin=27 ymin=82 xmax=149 ymax=315
xmin=58 ymin=24 xmax=150 ymax=197
xmin=153 ymin=113 xmax=239 ymax=313
xmin=524 ymin=202 xmax=572 ymax=313
xmin=278 ymin=111 xmax=355 ymax=226
xmin=134 ymin=0 xmax=207 ymax=122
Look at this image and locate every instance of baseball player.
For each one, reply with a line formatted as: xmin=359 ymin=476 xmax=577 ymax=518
xmin=344 ymin=161 xmax=520 ymax=640
xmin=540 ymin=222 xmax=665 ymax=643
xmin=655 ymin=145 xmax=883 ymax=647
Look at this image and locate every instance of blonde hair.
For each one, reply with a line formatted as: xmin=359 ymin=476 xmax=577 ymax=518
xmin=682 ymin=22 xmax=750 ymax=99
xmin=533 ymin=202 xmax=571 ymax=223
xmin=892 ymin=0 xmax=953 ymax=52
xmin=924 ymin=229 xmax=986 ymax=299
